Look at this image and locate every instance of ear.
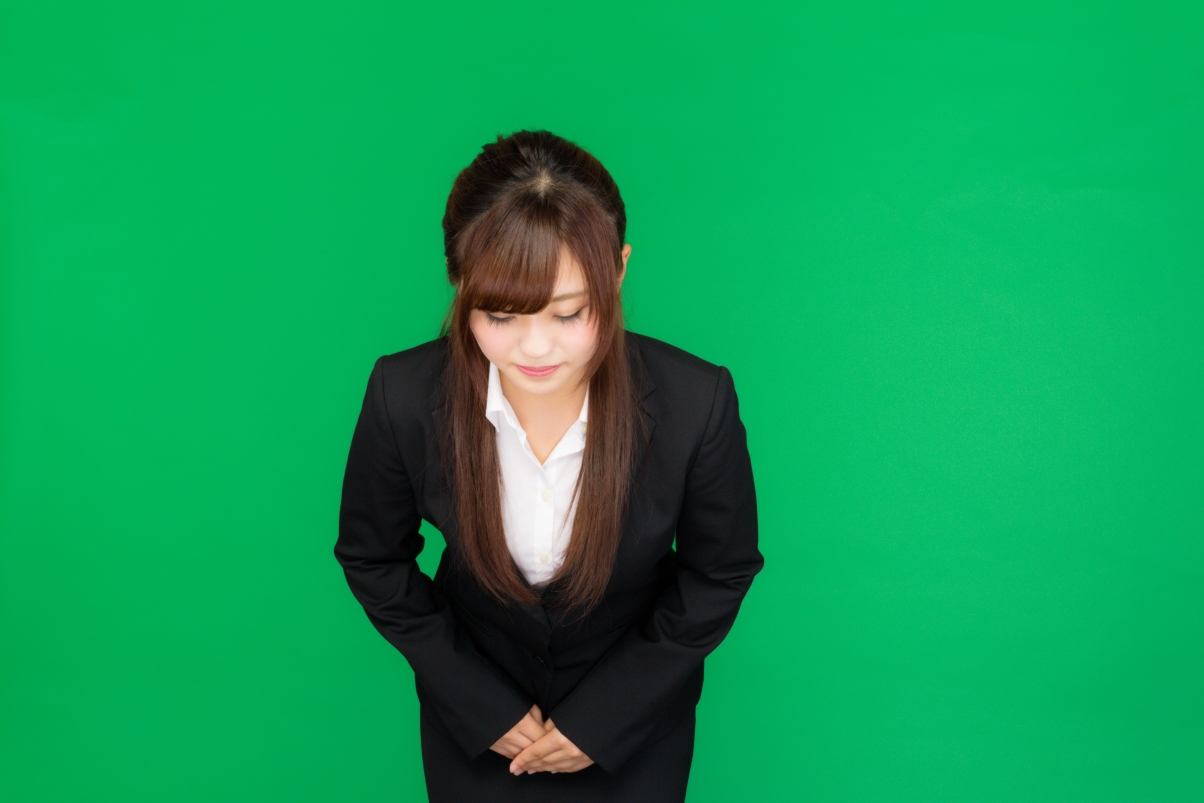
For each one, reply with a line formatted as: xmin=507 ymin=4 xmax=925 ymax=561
xmin=618 ymin=243 xmax=632 ymax=288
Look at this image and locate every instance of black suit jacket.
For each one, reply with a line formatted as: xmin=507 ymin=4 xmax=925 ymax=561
xmin=335 ymin=332 xmax=762 ymax=774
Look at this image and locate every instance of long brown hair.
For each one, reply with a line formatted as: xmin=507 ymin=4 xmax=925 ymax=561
xmin=439 ymin=130 xmax=641 ymax=613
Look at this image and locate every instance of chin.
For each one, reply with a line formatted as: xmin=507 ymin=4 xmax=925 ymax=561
xmin=515 ymin=377 xmax=568 ymax=394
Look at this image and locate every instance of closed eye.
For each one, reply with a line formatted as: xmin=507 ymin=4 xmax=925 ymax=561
xmin=556 ymin=308 xmax=585 ymax=323
xmin=485 ymin=313 xmax=514 ymax=326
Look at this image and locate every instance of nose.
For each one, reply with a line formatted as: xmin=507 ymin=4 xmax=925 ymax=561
xmin=518 ymin=317 xmax=555 ymax=360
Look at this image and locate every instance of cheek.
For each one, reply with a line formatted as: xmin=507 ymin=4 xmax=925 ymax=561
xmin=468 ymin=317 xmax=515 ymax=363
xmin=562 ymin=319 xmax=602 ymax=362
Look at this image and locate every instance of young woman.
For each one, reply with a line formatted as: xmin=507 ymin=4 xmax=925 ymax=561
xmin=335 ymin=130 xmax=762 ymax=802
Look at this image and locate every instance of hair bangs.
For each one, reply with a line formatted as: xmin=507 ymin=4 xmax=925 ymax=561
xmin=559 ymin=195 xmax=622 ymax=335
xmin=456 ymin=190 xmax=564 ymax=315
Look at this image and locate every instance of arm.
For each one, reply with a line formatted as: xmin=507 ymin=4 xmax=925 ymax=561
xmin=334 ymin=357 xmax=533 ymax=758
xmin=546 ymin=366 xmax=763 ymax=773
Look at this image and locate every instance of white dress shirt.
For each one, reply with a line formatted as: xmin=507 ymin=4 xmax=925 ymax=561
xmin=484 ymin=361 xmax=589 ymax=588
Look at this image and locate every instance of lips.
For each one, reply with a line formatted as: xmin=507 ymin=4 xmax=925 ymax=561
xmin=517 ymin=364 xmax=559 ymax=378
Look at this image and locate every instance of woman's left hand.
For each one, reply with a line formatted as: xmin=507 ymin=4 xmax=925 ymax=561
xmin=509 ymin=719 xmax=594 ymax=775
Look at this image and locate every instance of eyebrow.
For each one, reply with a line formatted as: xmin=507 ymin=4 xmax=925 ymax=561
xmin=550 ymin=290 xmax=587 ymax=302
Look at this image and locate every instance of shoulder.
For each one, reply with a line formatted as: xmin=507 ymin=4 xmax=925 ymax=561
xmin=371 ymin=336 xmax=449 ymax=414
xmin=627 ymin=331 xmax=738 ymax=430
xmin=628 ymin=330 xmax=729 ymax=392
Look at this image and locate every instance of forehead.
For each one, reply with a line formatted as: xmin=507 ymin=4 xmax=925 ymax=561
xmin=552 ymin=248 xmax=587 ymax=293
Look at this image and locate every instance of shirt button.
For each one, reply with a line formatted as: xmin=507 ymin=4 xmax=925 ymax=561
xmin=539 ymin=553 xmax=549 ymax=564
xmin=580 ymin=422 xmax=587 ymax=434
xmin=540 ymin=489 xmax=551 ymax=502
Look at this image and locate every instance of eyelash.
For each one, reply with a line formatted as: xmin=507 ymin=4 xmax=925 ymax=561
xmin=485 ymin=310 xmax=584 ymax=327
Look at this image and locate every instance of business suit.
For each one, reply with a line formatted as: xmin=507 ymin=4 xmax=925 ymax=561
xmin=335 ymin=331 xmax=762 ymax=801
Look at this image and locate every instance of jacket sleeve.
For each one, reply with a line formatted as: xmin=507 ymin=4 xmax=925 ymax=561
xmin=334 ymin=357 xmax=533 ymax=759
xmin=548 ymin=365 xmax=763 ymax=773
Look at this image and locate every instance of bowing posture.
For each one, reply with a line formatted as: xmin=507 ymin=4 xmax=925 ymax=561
xmin=335 ymin=129 xmax=762 ymax=801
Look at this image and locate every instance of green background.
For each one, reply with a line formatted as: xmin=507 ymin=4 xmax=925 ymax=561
xmin=2 ymin=1 xmax=1201 ymax=800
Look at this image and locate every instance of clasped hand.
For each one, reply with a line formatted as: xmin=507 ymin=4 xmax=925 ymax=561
xmin=489 ymin=705 xmax=594 ymax=775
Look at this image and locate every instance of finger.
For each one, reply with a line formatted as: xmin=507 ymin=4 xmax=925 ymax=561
xmin=524 ymin=730 xmax=564 ymax=759
xmin=493 ymin=741 xmax=521 ymax=760
xmin=513 ymin=735 xmax=536 ymax=753
xmin=524 ymin=748 xmax=571 ymax=772
xmin=524 ymin=746 xmax=561 ymax=770
xmin=522 ymin=731 xmax=591 ymax=773
xmin=510 ymin=747 xmax=534 ymax=775
xmin=529 ymin=705 xmax=544 ymax=726
xmin=516 ymin=720 xmax=545 ymax=743
xmin=541 ymin=756 xmax=594 ymax=774
xmin=510 ymin=737 xmax=558 ymax=774
xmin=510 ymin=748 xmax=542 ymax=774
xmin=490 ymin=744 xmax=517 ymax=760
xmin=499 ymin=731 xmax=537 ymax=756
xmin=531 ymin=757 xmax=590 ymax=774
xmin=523 ymin=740 xmax=582 ymax=772
xmin=538 ymin=724 xmax=590 ymax=764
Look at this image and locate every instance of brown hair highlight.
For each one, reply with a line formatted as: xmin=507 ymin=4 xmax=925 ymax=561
xmin=439 ymin=130 xmax=641 ymax=614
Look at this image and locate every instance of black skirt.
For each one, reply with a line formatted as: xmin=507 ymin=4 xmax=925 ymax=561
xmin=420 ymin=706 xmax=697 ymax=802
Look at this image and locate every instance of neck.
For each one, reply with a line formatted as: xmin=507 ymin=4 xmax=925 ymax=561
xmin=499 ymin=366 xmax=588 ymax=427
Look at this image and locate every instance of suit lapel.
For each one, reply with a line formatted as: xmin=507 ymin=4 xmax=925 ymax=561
xmin=630 ymin=335 xmax=659 ymax=475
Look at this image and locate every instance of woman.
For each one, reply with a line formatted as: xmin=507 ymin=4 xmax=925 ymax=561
xmin=335 ymin=130 xmax=762 ymax=802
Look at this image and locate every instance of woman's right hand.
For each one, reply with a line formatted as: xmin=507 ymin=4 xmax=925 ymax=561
xmin=489 ymin=705 xmax=547 ymax=759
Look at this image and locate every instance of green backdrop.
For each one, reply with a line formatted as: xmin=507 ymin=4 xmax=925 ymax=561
xmin=2 ymin=2 xmax=1201 ymax=801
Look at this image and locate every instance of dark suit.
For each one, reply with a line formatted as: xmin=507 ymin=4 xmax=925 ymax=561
xmin=335 ymin=332 xmax=762 ymax=801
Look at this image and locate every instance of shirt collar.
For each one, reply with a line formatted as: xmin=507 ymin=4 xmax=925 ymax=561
xmin=484 ymin=361 xmax=509 ymax=430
